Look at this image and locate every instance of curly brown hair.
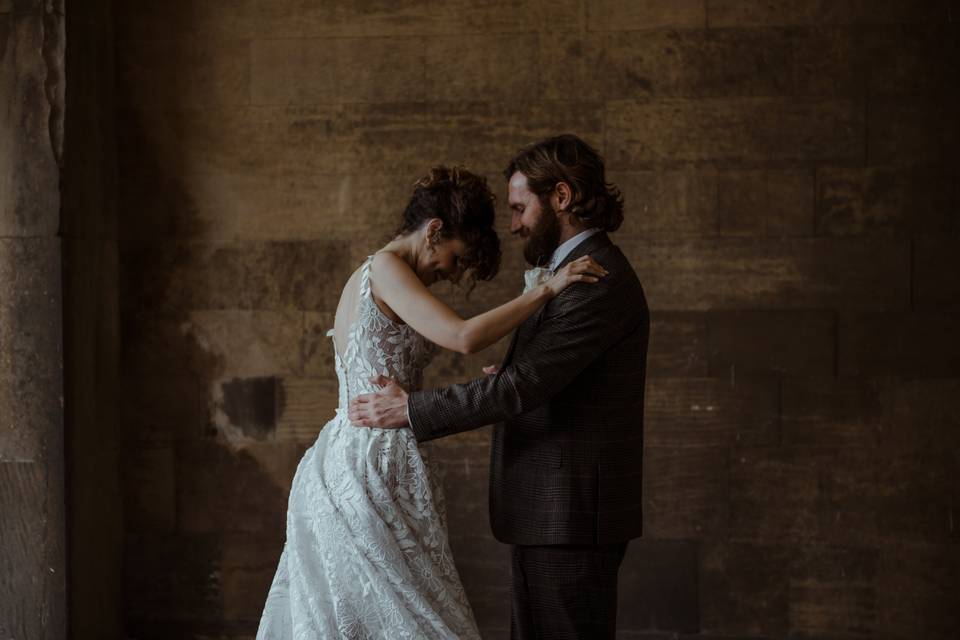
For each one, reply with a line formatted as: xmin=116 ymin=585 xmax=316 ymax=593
xmin=503 ymin=134 xmax=624 ymax=232
xmin=395 ymin=166 xmax=501 ymax=286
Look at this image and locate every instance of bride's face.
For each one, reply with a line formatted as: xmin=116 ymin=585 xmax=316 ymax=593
xmin=418 ymin=226 xmax=468 ymax=287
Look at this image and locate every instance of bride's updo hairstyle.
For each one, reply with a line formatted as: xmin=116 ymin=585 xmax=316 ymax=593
xmin=396 ymin=165 xmax=501 ymax=287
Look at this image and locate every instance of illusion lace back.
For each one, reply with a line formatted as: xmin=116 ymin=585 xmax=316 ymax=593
xmin=256 ymin=256 xmax=481 ymax=640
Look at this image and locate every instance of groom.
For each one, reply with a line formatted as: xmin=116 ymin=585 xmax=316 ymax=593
xmin=350 ymin=134 xmax=649 ymax=639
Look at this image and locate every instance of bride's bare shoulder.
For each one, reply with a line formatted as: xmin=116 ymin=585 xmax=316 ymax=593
xmin=369 ymin=250 xmax=412 ymax=281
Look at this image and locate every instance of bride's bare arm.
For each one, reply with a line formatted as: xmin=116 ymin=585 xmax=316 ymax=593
xmin=369 ymin=251 xmax=607 ymax=355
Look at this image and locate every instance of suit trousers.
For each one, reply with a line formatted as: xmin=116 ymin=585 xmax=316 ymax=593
xmin=509 ymin=542 xmax=629 ymax=639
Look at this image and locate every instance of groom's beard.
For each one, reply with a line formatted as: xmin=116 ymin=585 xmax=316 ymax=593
xmin=522 ymin=200 xmax=562 ymax=267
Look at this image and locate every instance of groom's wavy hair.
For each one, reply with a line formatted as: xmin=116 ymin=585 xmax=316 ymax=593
xmin=395 ymin=166 xmax=501 ymax=290
xmin=504 ymin=134 xmax=624 ymax=233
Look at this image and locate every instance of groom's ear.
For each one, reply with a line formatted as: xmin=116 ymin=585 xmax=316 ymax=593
xmin=554 ymin=181 xmax=573 ymax=212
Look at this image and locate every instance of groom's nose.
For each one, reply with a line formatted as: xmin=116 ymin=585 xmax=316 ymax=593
xmin=510 ymin=211 xmax=523 ymax=234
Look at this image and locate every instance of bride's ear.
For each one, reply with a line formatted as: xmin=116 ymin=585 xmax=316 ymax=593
xmin=425 ymin=218 xmax=444 ymax=248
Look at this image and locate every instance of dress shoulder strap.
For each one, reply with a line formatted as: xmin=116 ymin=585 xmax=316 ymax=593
xmin=358 ymin=254 xmax=375 ymax=299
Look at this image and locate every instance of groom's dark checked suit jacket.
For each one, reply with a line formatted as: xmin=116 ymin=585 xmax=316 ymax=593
xmin=408 ymin=231 xmax=649 ymax=545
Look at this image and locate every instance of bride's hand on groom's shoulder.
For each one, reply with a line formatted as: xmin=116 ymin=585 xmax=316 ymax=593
xmin=544 ymin=255 xmax=608 ymax=298
xmin=348 ymin=375 xmax=410 ymax=429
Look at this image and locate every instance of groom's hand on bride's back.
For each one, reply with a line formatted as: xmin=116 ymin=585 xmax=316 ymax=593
xmin=349 ymin=375 xmax=410 ymax=429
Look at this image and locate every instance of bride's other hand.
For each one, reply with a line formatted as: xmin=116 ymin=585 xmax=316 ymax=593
xmin=543 ymin=255 xmax=608 ymax=297
xmin=482 ymin=365 xmax=499 ymax=375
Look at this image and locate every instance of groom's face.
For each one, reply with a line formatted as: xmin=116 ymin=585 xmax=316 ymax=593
xmin=508 ymin=171 xmax=561 ymax=267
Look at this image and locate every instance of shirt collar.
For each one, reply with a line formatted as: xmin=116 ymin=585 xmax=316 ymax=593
xmin=547 ymin=227 xmax=602 ymax=271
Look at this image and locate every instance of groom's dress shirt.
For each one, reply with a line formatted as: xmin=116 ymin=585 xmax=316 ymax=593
xmin=545 ymin=227 xmax=602 ymax=271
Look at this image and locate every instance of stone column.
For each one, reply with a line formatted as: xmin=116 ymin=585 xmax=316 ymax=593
xmin=0 ymin=1 xmax=67 ymax=638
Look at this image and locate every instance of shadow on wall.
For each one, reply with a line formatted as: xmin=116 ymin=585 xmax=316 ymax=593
xmin=116 ymin=106 xmax=295 ymax=637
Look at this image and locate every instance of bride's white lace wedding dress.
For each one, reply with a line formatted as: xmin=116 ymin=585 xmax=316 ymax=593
xmin=256 ymin=256 xmax=481 ymax=639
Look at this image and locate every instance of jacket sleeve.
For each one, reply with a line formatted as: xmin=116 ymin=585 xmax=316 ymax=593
xmin=407 ymin=276 xmax=643 ymax=442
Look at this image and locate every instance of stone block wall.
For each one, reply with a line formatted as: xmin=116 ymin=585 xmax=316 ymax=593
xmin=113 ymin=1 xmax=959 ymax=638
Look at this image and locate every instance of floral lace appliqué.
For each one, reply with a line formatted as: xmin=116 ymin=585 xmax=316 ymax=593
xmin=256 ymin=256 xmax=478 ymax=640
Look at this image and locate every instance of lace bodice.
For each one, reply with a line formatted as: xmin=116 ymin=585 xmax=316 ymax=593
xmin=331 ymin=255 xmax=438 ymax=411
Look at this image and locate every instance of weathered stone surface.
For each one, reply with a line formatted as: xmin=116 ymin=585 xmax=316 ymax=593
xmin=118 ymin=101 xmax=602 ymax=179
xmin=863 ymin=23 xmax=960 ymax=96
xmin=647 ymin=311 xmax=709 ymax=377
xmin=116 ymin=38 xmax=251 ymax=108
xmin=838 ymin=312 xmax=960 ymax=377
xmin=0 ymin=462 xmax=48 ymax=640
xmin=706 ymin=310 xmax=835 ymax=377
xmin=250 ymin=38 xmax=337 ymax=105
xmin=727 ymin=447 xmax=821 ymax=542
xmin=0 ymin=239 xmax=63 ymax=462
xmin=645 ymin=378 xmax=779 ymax=447
xmin=820 ymin=450 xmax=954 ymax=545
xmin=114 ymin=0 xmax=257 ymax=40
xmin=701 ymin=541 xmax=880 ymax=639
xmin=122 ymin=447 xmax=176 ymax=532
xmin=874 ymin=379 xmax=960 ymax=449
xmin=708 ymin=0 xmax=950 ymax=27
xmin=336 ymin=37 xmax=427 ymax=103
xmin=643 ymin=445 xmax=729 ymax=538
xmin=119 ymin=376 xmax=211 ymax=445
xmin=120 ymin=239 xmax=354 ymax=312
xmin=123 ymin=310 xmax=304 ymax=380
xmin=0 ymin=11 xmax=60 ymax=237
xmin=253 ymin=35 xmax=537 ymax=104
xmin=913 ymin=237 xmax=960 ymax=310
xmin=62 ymin=241 xmax=120 ymax=451
xmin=424 ymin=34 xmax=539 ymax=102
xmin=123 ymin=533 xmax=222 ymax=624
xmin=785 ymin=545 xmax=878 ymax=639
xmin=301 ymin=311 xmax=337 ymax=378
xmin=868 ymin=97 xmax=960 ymax=165
xmin=274 ymin=377 xmax=339 ymax=441
xmin=875 ymin=541 xmax=960 ymax=640
xmin=718 ymin=169 xmax=814 ymax=236
xmin=212 ymin=376 xmax=279 ymax=442
xmin=220 ymin=533 xmax=284 ymax=622
xmin=617 ymin=540 xmax=700 ymax=632
xmin=252 ymin=0 xmax=581 ymax=38
xmin=545 ymin=28 xmax=869 ymax=101
xmin=176 ymin=439 xmax=290 ymax=533
xmin=588 ymin=0 xmax=706 ymax=30
xmin=118 ymin=169 xmax=421 ymax=249
xmin=816 ymin=166 xmax=954 ymax=235
xmin=610 ymin=169 xmax=718 ymax=236
xmin=782 ymin=378 xmax=883 ymax=447
xmin=700 ymin=542 xmax=792 ymax=637
xmin=606 ymin=98 xmax=864 ymax=168
xmin=791 ymin=26 xmax=868 ymax=97
xmin=622 ymin=238 xmax=909 ymax=311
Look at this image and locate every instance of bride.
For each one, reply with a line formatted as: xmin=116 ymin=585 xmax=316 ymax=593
xmin=255 ymin=166 xmax=606 ymax=639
